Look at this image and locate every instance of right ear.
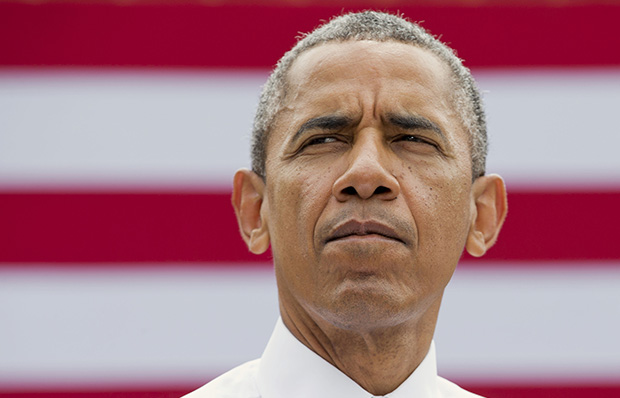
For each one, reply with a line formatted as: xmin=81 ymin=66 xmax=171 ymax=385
xmin=231 ymin=169 xmax=270 ymax=254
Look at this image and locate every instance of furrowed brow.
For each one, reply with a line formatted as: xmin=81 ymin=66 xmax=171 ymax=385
xmin=293 ymin=115 xmax=352 ymax=141
xmin=387 ymin=113 xmax=445 ymax=139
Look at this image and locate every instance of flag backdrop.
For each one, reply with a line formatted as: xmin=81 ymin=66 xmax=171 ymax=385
xmin=1 ymin=2 xmax=620 ymax=397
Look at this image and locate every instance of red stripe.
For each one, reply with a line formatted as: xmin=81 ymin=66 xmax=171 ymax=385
xmin=0 ymin=390 xmax=188 ymax=398
xmin=1 ymin=3 xmax=620 ymax=68
xmin=0 ymin=191 xmax=269 ymax=264
xmin=1 ymin=190 xmax=619 ymax=264
xmin=464 ymin=384 xmax=620 ymax=398
xmin=465 ymin=190 xmax=620 ymax=263
xmin=1 ymin=384 xmax=620 ymax=398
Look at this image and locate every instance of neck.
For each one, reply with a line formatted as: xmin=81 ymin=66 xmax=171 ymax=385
xmin=280 ymin=299 xmax=441 ymax=396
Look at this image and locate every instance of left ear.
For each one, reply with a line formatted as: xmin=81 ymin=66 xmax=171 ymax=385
xmin=231 ymin=168 xmax=271 ymax=255
xmin=465 ymin=174 xmax=508 ymax=257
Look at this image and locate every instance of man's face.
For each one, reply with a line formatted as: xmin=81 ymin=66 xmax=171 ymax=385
xmin=261 ymin=40 xmax=477 ymax=331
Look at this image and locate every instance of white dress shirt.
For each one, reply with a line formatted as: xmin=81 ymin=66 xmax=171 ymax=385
xmin=183 ymin=318 xmax=483 ymax=398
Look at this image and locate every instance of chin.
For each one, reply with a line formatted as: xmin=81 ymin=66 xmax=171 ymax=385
xmin=315 ymin=282 xmax=417 ymax=332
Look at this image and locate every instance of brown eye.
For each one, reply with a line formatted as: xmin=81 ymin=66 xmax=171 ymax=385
xmin=399 ymin=135 xmax=438 ymax=149
xmin=295 ymin=135 xmax=348 ymax=157
xmin=306 ymin=136 xmax=339 ymax=146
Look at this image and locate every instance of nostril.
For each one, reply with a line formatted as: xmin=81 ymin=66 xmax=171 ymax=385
xmin=341 ymin=186 xmax=357 ymax=196
xmin=374 ymin=186 xmax=391 ymax=195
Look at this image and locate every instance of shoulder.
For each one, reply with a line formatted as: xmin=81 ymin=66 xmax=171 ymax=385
xmin=437 ymin=376 xmax=486 ymax=398
xmin=182 ymin=359 xmax=261 ymax=398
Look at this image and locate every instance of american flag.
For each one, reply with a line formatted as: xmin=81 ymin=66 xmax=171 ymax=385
xmin=1 ymin=2 xmax=619 ymax=397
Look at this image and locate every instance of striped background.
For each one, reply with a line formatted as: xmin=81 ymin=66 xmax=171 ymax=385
xmin=1 ymin=2 xmax=619 ymax=397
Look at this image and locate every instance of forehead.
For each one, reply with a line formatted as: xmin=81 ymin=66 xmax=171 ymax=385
xmin=287 ymin=40 xmax=452 ymax=92
xmin=272 ymin=40 xmax=462 ymax=140
xmin=277 ymin=40 xmax=458 ymax=120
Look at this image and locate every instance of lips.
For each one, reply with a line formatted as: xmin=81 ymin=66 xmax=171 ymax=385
xmin=325 ymin=220 xmax=405 ymax=244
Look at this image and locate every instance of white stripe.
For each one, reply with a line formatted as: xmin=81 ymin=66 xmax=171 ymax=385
xmin=2 ymin=69 xmax=620 ymax=189
xmin=0 ymin=265 xmax=279 ymax=388
xmin=1 ymin=264 xmax=619 ymax=388
xmin=0 ymin=69 xmax=266 ymax=190
xmin=437 ymin=264 xmax=620 ymax=383
xmin=479 ymin=68 xmax=620 ymax=189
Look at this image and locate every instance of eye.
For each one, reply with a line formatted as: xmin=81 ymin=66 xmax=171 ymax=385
xmin=305 ymin=136 xmax=339 ymax=146
xmin=397 ymin=135 xmax=438 ymax=148
xmin=294 ymin=134 xmax=348 ymax=157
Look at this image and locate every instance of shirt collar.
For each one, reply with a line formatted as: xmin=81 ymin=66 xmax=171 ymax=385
xmin=257 ymin=318 xmax=439 ymax=398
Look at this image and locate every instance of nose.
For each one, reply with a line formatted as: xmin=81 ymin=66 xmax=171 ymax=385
xmin=332 ymin=130 xmax=400 ymax=201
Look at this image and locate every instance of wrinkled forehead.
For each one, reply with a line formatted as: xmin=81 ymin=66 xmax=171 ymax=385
xmin=288 ymin=40 xmax=451 ymax=88
xmin=273 ymin=39 xmax=469 ymax=137
xmin=276 ymin=40 xmax=459 ymax=126
xmin=278 ymin=40 xmax=458 ymax=117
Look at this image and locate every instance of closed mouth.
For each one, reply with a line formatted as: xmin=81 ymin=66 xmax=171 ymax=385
xmin=326 ymin=220 xmax=405 ymax=244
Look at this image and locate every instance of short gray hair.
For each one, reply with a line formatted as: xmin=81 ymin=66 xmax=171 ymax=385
xmin=251 ymin=11 xmax=487 ymax=180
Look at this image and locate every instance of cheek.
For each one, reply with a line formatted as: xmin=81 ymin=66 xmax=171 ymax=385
xmin=432 ymin=183 xmax=472 ymax=250
xmin=268 ymin=166 xmax=335 ymax=248
xmin=404 ymin=165 xmax=473 ymax=249
xmin=267 ymin=167 xmax=336 ymax=295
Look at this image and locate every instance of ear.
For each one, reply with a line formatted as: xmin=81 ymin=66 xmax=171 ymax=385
xmin=231 ymin=169 xmax=270 ymax=255
xmin=465 ymin=174 xmax=508 ymax=257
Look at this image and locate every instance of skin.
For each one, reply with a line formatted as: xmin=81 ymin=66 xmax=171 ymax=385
xmin=233 ymin=40 xmax=507 ymax=395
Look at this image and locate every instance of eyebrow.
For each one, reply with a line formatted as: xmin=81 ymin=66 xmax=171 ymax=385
xmin=386 ymin=113 xmax=445 ymax=139
xmin=293 ymin=115 xmax=352 ymax=141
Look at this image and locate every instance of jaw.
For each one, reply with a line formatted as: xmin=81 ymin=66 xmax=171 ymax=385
xmin=277 ymin=259 xmax=446 ymax=335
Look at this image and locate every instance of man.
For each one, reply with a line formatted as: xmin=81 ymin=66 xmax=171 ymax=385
xmin=185 ymin=10 xmax=507 ymax=398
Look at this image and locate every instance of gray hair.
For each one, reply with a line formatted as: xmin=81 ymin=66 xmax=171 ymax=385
xmin=251 ymin=11 xmax=487 ymax=180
